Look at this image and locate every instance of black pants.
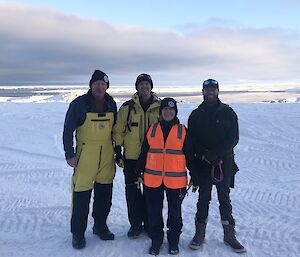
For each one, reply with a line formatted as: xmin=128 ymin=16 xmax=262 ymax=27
xmin=71 ymin=182 xmax=113 ymax=237
xmin=144 ymin=184 xmax=184 ymax=248
xmin=196 ymin=175 xmax=235 ymax=224
xmin=123 ymin=159 xmax=148 ymax=230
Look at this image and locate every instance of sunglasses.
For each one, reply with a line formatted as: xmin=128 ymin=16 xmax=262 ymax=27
xmin=203 ymin=79 xmax=218 ymax=86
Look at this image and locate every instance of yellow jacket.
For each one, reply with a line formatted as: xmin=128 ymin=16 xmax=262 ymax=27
xmin=113 ymin=92 xmax=160 ymax=160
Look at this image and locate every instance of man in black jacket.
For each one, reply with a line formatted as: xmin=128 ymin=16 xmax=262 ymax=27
xmin=188 ymin=79 xmax=246 ymax=253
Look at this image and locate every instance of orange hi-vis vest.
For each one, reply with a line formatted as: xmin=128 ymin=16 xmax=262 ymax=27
xmin=144 ymin=122 xmax=188 ymax=189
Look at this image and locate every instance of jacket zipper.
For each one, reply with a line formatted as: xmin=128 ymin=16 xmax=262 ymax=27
xmin=144 ymin=110 xmax=147 ymax=138
xmin=162 ymin=126 xmax=168 ymax=184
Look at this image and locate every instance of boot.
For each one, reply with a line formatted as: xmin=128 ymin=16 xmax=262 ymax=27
xmin=167 ymin=231 xmax=180 ymax=255
xmin=168 ymin=245 xmax=179 ymax=255
xmin=148 ymin=236 xmax=163 ymax=256
xmin=127 ymin=225 xmax=143 ymax=238
xmin=149 ymin=246 xmax=160 ymax=256
xmin=93 ymin=224 xmax=115 ymax=241
xmin=189 ymin=220 xmax=207 ymax=250
xmin=149 ymin=243 xmax=161 ymax=256
xmin=222 ymin=221 xmax=246 ymax=253
xmin=72 ymin=234 xmax=86 ymax=249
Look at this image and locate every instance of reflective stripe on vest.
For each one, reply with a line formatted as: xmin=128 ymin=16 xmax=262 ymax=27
xmin=144 ymin=122 xmax=188 ymax=189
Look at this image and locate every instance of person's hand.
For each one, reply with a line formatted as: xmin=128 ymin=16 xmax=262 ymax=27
xmin=188 ymin=178 xmax=199 ymax=193
xmin=192 ymin=185 xmax=199 ymax=193
xmin=114 ymin=145 xmax=125 ymax=168
xmin=134 ymin=177 xmax=144 ymax=189
xmin=116 ymin=157 xmax=125 ymax=168
xmin=67 ymin=157 xmax=77 ymax=168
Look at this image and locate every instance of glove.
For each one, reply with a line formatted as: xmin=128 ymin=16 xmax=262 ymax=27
xmin=188 ymin=178 xmax=199 ymax=193
xmin=134 ymin=176 xmax=144 ymax=189
xmin=114 ymin=145 xmax=124 ymax=168
xmin=192 ymin=185 xmax=199 ymax=193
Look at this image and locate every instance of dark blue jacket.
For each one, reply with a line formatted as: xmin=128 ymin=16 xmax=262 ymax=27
xmin=63 ymin=90 xmax=117 ymax=160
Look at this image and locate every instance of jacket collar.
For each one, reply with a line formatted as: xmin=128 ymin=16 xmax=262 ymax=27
xmin=131 ymin=92 xmax=160 ymax=110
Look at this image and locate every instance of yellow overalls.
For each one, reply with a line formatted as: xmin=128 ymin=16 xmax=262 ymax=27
xmin=72 ymin=112 xmax=116 ymax=192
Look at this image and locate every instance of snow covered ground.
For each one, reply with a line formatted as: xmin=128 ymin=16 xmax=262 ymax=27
xmin=0 ymin=90 xmax=300 ymax=257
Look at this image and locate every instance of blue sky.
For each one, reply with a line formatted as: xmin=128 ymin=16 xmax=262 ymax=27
xmin=1 ymin=0 xmax=300 ymax=87
xmin=11 ymin=0 xmax=300 ymax=29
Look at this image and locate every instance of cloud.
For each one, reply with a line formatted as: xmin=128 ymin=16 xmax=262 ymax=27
xmin=0 ymin=1 xmax=300 ymax=86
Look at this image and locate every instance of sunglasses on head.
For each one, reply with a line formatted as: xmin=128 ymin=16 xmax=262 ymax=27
xmin=203 ymin=79 xmax=218 ymax=86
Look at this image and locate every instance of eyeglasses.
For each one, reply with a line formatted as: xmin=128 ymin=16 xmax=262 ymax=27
xmin=203 ymin=79 xmax=218 ymax=86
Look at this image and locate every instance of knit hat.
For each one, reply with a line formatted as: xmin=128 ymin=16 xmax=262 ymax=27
xmin=89 ymin=70 xmax=109 ymax=88
xmin=159 ymin=97 xmax=178 ymax=115
xmin=202 ymin=79 xmax=219 ymax=89
xmin=135 ymin=73 xmax=153 ymax=90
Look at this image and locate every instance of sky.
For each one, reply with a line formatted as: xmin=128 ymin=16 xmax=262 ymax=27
xmin=1 ymin=0 xmax=300 ymax=87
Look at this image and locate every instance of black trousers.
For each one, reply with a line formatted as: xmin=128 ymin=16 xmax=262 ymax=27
xmin=144 ymin=184 xmax=184 ymax=248
xmin=71 ymin=182 xmax=113 ymax=237
xmin=123 ymin=159 xmax=148 ymax=230
xmin=196 ymin=175 xmax=235 ymax=224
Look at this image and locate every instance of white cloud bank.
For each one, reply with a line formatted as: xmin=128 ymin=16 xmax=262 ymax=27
xmin=0 ymin=1 xmax=300 ymax=87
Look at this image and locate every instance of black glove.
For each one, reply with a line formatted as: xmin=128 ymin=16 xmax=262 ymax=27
xmin=114 ymin=145 xmax=124 ymax=167
xmin=190 ymin=175 xmax=199 ymax=187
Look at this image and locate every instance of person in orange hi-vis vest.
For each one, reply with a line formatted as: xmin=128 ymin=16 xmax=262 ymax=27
xmin=135 ymin=97 xmax=196 ymax=256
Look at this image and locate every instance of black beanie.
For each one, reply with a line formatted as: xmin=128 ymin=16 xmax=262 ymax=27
xmin=135 ymin=73 xmax=153 ymax=90
xmin=159 ymin=97 xmax=178 ymax=115
xmin=89 ymin=70 xmax=109 ymax=88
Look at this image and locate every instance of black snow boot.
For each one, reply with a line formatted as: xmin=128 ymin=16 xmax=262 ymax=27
xmin=148 ymin=239 xmax=163 ymax=256
xmin=127 ymin=225 xmax=143 ymax=238
xmin=222 ymin=221 xmax=246 ymax=253
xmin=189 ymin=220 xmax=207 ymax=250
xmin=93 ymin=224 xmax=115 ymax=240
xmin=72 ymin=234 xmax=86 ymax=249
xmin=167 ymin=231 xmax=180 ymax=255
xmin=149 ymin=246 xmax=160 ymax=256
xmin=168 ymin=245 xmax=179 ymax=255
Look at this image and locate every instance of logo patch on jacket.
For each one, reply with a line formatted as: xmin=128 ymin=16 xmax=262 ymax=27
xmin=99 ymin=123 xmax=105 ymax=129
xmin=168 ymin=101 xmax=175 ymax=107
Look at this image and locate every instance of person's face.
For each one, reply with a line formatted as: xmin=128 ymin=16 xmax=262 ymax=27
xmin=137 ymin=81 xmax=151 ymax=98
xmin=161 ymin=107 xmax=176 ymax=122
xmin=91 ymin=80 xmax=108 ymax=100
xmin=202 ymin=87 xmax=219 ymax=103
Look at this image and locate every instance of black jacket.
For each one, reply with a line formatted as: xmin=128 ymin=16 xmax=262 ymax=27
xmin=188 ymin=100 xmax=239 ymax=188
xmin=136 ymin=117 xmax=196 ymax=178
xmin=63 ymin=90 xmax=117 ymax=160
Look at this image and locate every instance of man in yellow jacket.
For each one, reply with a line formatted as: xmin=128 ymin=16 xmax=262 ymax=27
xmin=113 ymin=73 xmax=160 ymax=238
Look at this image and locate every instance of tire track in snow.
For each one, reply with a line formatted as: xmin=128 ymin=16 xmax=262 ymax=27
xmin=0 ymin=146 xmax=64 ymax=163
xmin=240 ymin=156 xmax=298 ymax=171
xmin=0 ymin=207 xmax=69 ymax=241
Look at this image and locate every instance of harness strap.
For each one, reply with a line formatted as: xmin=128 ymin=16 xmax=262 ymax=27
xmin=211 ymin=160 xmax=224 ymax=183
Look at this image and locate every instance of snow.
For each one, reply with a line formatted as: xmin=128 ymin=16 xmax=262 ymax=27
xmin=0 ymin=90 xmax=300 ymax=257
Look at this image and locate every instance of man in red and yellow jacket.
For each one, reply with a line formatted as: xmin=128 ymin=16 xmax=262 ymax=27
xmin=136 ymin=98 xmax=196 ymax=256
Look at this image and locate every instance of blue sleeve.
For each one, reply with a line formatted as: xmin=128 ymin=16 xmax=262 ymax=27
xmin=63 ymin=100 xmax=81 ymax=160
